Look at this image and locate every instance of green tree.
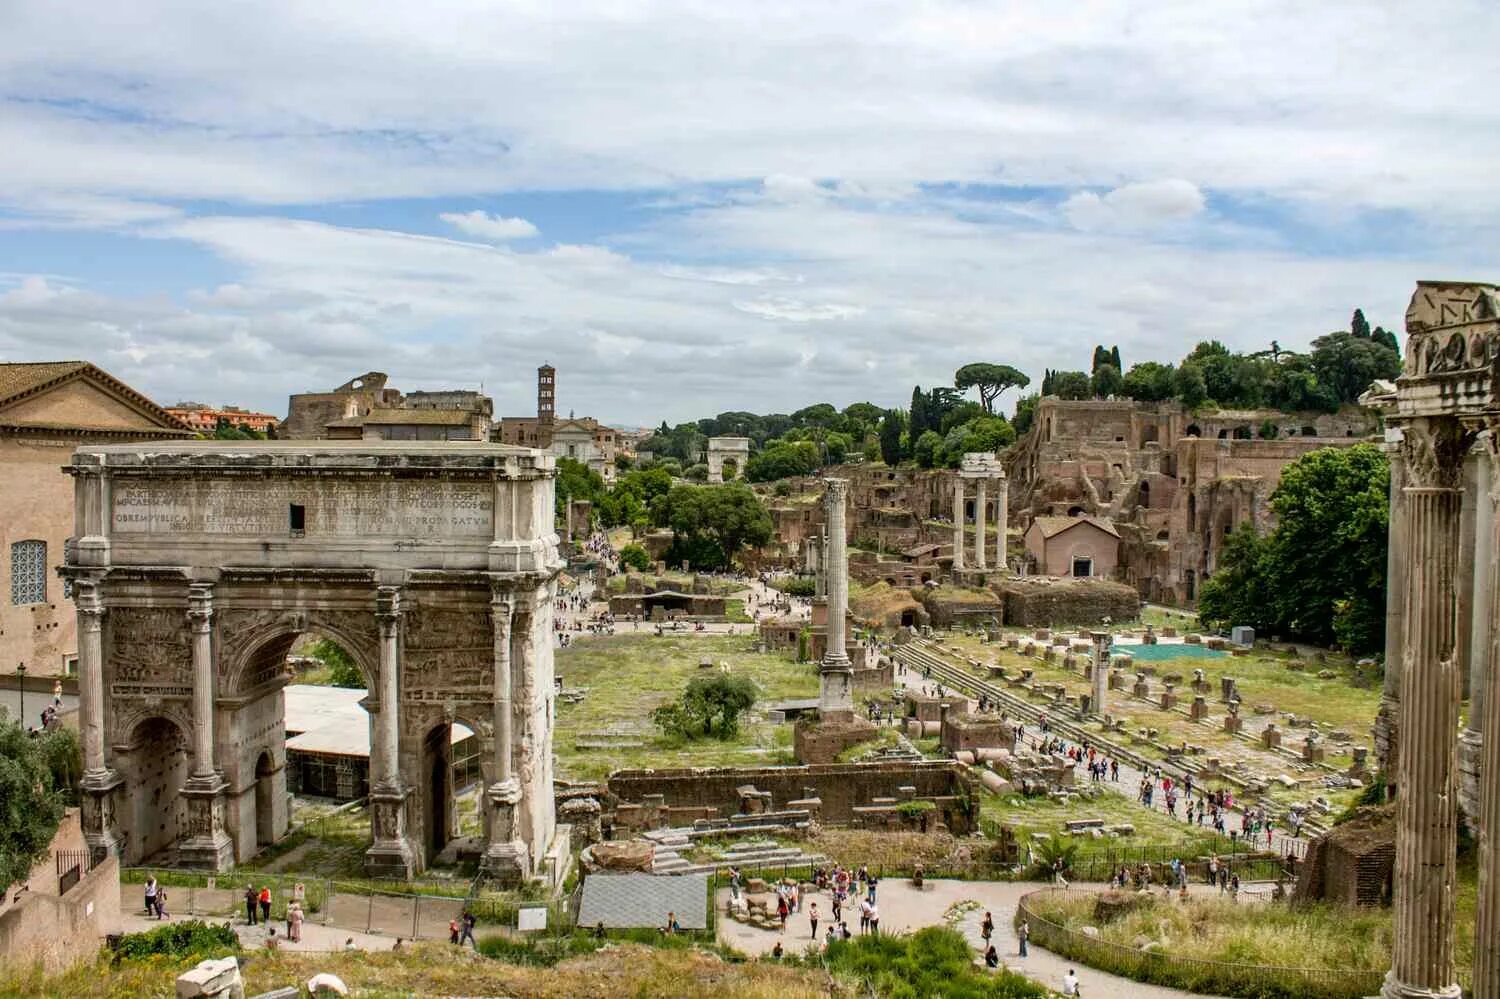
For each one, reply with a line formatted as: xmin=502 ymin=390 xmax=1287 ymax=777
xmin=1011 ymin=393 xmax=1039 ymax=435
xmin=1197 ymin=527 xmax=1272 ymax=634
xmin=310 ymin=638 xmax=363 ymax=688
xmin=0 ymin=721 xmax=67 ymax=891
xmin=1351 ymin=308 xmax=1371 ymax=340
xmin=1090 ymin=363 xmax=1124 ymax=399
xmin=745 ymin=441 xmax=818 ymax=482
xmin=1048 ymin=370 xmax=1092 ymax=400
xmin=954 ymin=362 xmax=1030 ymax=413
xmin=651 ymin=673 xmax=758 ymax=740
xmin=657 ymin=483 xmax=772 ymax=569
xmin=912 ymin=430 xmax=944 ymax=468
xmin=1310 ymin=330 xmax=1402 ymax=405
xmin=1174 ymin=361 xmax=1208 ymax=408
xmin=878 ymin=409 xmax=906 ymax=465
xmin=909 ymin=386 xmax=930 ymax=439
xmin=1122 ymin=361 xmax=1176 ymax=402
xmin=555 ymin=457 xmax=606 ymax=516
xmin=619 ymin=543 xmax=652 ymax=572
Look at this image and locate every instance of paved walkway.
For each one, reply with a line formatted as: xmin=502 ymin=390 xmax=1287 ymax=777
xmin=716 ymin=878 xmax=1233 ymax=998
xmin=113 ymin=910 xmax=406 ymax=953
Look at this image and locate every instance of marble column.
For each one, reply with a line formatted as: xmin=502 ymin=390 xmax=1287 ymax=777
xmin=1090 ymin=631 xmax=1110 ymax=717
xmin=482 ymin=591 xmax=529 ymax=883
xmin=188 ymin=583 xmax=216 ymax=780
xmin=366 ymin=585 xmax=415 ymax=878
xmin=975 ymin=479 xmax=988 ymax=570
xmin=1475 ymin=429 xmax=1500 ymax=998
xmin=819 ymin=479 xmax=854 ymax=719
xmin=995 ymin=473 xmax=1009 ymax=571
xmin=74 ymin=578 xmax=121 ymax=860
xmin=952 ymin=478 xmax=965 ymax=571
xmin=1375 ymin=440 xmax=1408 ymax=776
xmin=1383 ymin=416 xmax=1468 ymax=999
xmin=178 ymin=582 xmax=233 ymax=870
xmin=1462 ymin=440 xmax=1493 ymax=820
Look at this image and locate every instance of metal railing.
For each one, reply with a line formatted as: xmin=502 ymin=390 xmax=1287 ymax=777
xmin=1015 ymin=888 xmax=1387 ymax=999
xmin=55 ymin=849 xmax=94 ymax=895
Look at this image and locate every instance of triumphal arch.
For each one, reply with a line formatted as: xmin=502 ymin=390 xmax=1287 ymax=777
xmin=63 ymin=441 xmax=562 ymax=883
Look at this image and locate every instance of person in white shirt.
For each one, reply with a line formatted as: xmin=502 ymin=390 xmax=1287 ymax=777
xmin=1062 ymin=969 xmax=1080 ymax=995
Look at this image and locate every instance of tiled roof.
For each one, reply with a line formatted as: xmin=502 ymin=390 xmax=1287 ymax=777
xmin=1030 ymin=515 xmax=1120 ymax=540
xmin=577 ymin=873 xmax=708 ymax=930
xmin=0 ymin=361 xmax=89 ymax=403
xmin=0 ymin=361 xmax=193 ymax=433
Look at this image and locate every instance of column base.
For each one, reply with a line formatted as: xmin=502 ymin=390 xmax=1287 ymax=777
xmin=80 ymin=769 xmax=124 ymax=864
xmin=365 ymin=784 xmax=417 ymax=880
xmin=1458 ymin=729 xmax=1483 ymax=821
xmin=479 ymin=841 xmax=532 ymax=888
xmin=1378 ymin=970 xmax=1462 ymax=999
xmin=178 ymin=777 xmax=235 ymax=872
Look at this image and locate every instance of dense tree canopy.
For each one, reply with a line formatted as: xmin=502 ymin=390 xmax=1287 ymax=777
xmin=954 ymin=362 xmax=1030 ymax=413
xmin=1 ymin=722 xmax=69 ymax=891
xmin=1197 ymin=444 xmax=1389 ymax=653
xmin=656 ymin=482 xmax=772 ymax=570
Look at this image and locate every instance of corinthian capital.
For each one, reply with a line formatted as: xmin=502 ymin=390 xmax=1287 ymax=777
xmin=1399 ymin=416 xmax=1474 ymax=491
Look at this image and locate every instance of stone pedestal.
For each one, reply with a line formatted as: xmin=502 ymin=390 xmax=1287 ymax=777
xmin=365 ymin=785 xmax=417 ymax=879
xmin=1132 ymin=675 xmax=1150 ymax=699
xmin=177 ymin=777 xmax=235 ymax=872
xmin=1223 ymin=713 xmax=1242 ymax=735
xmin=1302 ymin=735 xmax=1325 ymax=765
xmin=480 ymin=779 xmax=531 ymax=886
xmin=1190 ymin=696 xmax=1208 ymax=721
xmin=1109 ymin=669 xmax=1125 ymax=691
xmin=79 ymin=771 xmax=124 ymax=863
xmin=1159 ymin=688 xmax=1177 ymax=711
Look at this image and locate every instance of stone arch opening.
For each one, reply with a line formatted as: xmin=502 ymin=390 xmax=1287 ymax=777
xmin=1139 ymin=480 xmax=1151 ymax=506
xmin=900 ymin=609 xmax=916 ymax=627
xmin=125 ymin=716 xmax=189 ymax=864
xmin=1185 ymin=424 xmax=1201 ymax=437
xmin=254 ymin=751 xmax=276 ymax=849
xmin=1067 ymin=505 xmax=1086 ymax=518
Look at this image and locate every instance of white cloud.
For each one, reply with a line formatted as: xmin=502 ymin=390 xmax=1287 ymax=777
xmin=1062 ymin=179 xmax=1206 ymax=231
xmin=438 ymin=211 xmax=539 ymax=241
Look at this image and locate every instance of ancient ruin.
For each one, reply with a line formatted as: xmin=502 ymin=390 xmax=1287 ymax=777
xmin=64 ymin=441 xmax=564 ymax=885
xmin=1378 ymin=281 xmax=1500 ymax=997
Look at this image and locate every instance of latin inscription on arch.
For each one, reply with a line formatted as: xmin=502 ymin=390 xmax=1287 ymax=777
xmin=112 ymin=480 xmax=494 ymax=538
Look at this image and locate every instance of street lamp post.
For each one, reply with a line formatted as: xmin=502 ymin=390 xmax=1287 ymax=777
xmin=16 ymin=663 xmax=26 ymax=731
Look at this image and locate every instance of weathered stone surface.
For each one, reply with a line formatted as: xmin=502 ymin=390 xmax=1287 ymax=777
xmin=583 ymin=839 xmax=655 ymax=873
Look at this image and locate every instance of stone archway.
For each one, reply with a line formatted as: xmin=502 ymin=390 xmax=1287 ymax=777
xmin=66 ymin=442 xmax=563 ymax=886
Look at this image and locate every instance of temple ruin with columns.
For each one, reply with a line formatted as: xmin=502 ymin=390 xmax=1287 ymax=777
xmin=63 ymin=441 xmax=565 ymax=886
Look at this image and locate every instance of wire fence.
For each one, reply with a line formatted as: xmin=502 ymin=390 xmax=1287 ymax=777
xmin=1015 ymin=888 xmax=1387 ymax=999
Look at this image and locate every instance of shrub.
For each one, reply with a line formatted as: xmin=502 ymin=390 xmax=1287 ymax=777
xmin=112 ymin=920 xmax=239 ymax=961
xmin=619 ymin=543 xmax=652 ymax=572
xmin=820 ymin=925 xmax=1045 ymax=998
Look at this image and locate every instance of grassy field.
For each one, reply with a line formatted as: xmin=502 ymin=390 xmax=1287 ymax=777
xmin=981 ymin=790 xmax=1231 ymax=858
xmin=553 ymin=633 xmax=821 ymax=781
xmin=3 ymin=941 xmax=837 ymax=999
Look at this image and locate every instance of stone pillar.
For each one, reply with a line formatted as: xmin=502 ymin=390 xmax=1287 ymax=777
xmin=1382 ymin=416 xmax=1469 ymax=999
xmin=974 ymin=479 xmax=988 ymax=570
xmin=74 ymin=578 xmax=121 ymax=861
xmin=188 ymin=583 xmax=216 ymax=780
xmin=178 ymin=582 xmax=234 ymax=871
xmin=819 ymin=479 xmax=854 ymax=719
xmin=482 ymin=591 xmax=529 ymax=884
xmin=952 ymin=478 xmax=965 ymax=571
xmin=995 ymin=473 xmax=1009 ymax=571
xmin=1462 ymin=439 xmax=1493 ymax=820
xmin=366 ymin=585 xmax=415 ymax=878
xmin=814 ymin=531 xmax=828 ymax=599
xmin=1090 ymin=631 xmax=1109 ymax=717
xmin=1475 ymin=430 xmax=1500 ymax=997
xmin=1375 ymin=440 xmax=1407 ymax=776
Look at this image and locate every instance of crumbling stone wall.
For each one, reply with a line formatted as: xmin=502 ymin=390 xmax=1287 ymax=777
xmin=1295 ymin=805 xmax=1395 ymax=907
xmin=996 ymin=576 xmax=1139 ymax=627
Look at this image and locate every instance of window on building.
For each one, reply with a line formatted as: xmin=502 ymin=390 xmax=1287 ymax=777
xmin=289 ymin=504 xmax=306 ymax=535
xmin=11 ymin=540 xmax=46 ymax=604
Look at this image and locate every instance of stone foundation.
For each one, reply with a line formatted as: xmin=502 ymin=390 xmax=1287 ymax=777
xmin=793 ymin=715 xmax=879 ymax=764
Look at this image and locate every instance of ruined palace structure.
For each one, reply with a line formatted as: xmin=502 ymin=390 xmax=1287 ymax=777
xmin=1376 ymin=282 xmax=1500 ymax=998
xmin=64 ymin=442 xmax=563 ymax=884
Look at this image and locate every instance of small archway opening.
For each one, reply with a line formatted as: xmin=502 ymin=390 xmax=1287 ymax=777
xmin=421 ymin=720 xmax=481 ymax=865
xmin=900 ymin=610 xmax=916 ymax=627
xmin=1185 ymin=424 xmax=1201 ymax=438
xmin=1071 ymin=556 xmax=1094 ymax=578
xmin=965 ymin=499 xmax=975 ymax=521
xmin=721 ymin=457 xmax=739 ymax=480
xmin=424 ymin=725 xmax=452 ymax=861
xmin=1138 ymin=480 xmax=1151 ymax=507
xmin=255 ymin=751 xmax=276 ymax=848
xmin=128 ymin=717 xmax=189 ymax=863
xmin=1067 ymin=505 xmax=1086 ymax=518
xmin=1185 ymin=569 xmax=1197 ymax=601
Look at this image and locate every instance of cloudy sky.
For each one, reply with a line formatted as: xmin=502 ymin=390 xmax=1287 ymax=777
xmin=1 ymin=1 xmax=1495 ymax=426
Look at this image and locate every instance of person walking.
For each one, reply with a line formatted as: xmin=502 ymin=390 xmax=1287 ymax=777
xmin=867 ymin=902 xmax=879 ymax=935
xmin=154 ymin=887 xmax=168 ymax=920
xmin=449 ymin=918 xmax=461 ymax=945
xmin=144 ymin=875 xmax=158 ymax=917
xmin=461 ymin=911 xmax=477 ymax=948
xmin=1017 ymin=919 xmax=1029 ymax=957
xmin=809 ymin=902 xmax=819 ymax=940
xmin=981 ymin=910 xmax=994 ymax=944
xmin=258 ymin=885 xmax=272 ymax=924
xmin=288 ymin=902 xmax=303 ymax=943
xmin=244 ymin=885 xmax=259 ymax=925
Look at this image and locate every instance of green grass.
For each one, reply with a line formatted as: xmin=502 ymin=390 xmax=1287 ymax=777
xmin=981 ymin=791 xmax=1231 ymax=859
xmin=553 ymin=633 xmax=819 ymax=781
xmin=807 ymin=925 xmax=1047 ymax=998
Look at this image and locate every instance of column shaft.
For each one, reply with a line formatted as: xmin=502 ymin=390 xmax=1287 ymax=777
xmin=188 ymin=584 xmax=215 ymax=779
xmin=1384 ymin=480 xmax=1464 ymax=999
xmin=996 ymin=475 xmax=1009 ymax=570
xmin=952 ymin=479 xmax=965 ymax=570
xmin=824 ymin=485 xmax=848 ymax=664
xmin=1377 ymin=447 xmax=1408 ymax=774
xmin=1475 ymin=435 xmax=1500 ymax=997
xmin=975 ymin=480 xmax=988 ymax=569
xmin=492 ymin=597 xmax=514 ymax=784
xmin=75 ymin=581 xmax=106 ymax=778
xmin=375 ymin=587 xmax=402 ymax=789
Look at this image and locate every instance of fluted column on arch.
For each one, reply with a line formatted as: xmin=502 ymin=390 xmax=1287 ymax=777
xmin=1473 ymin=426 xmax=1500 ymax=997
xmin=365 ymin=585 xmax=416 ymax=879
xmin=1382 ymin=415 xmax=1471 ymax=999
